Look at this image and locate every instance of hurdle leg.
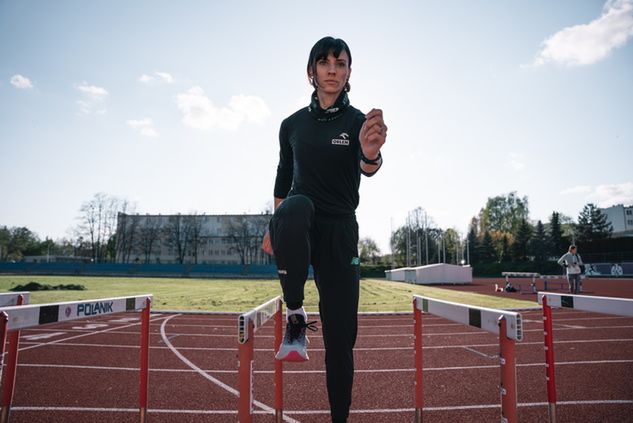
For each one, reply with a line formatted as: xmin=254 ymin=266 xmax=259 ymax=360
xmin=414 ymin=299 xmax=423 ymax=423
xmin=499 ymin=317 xmax=517 ymax=423
xmin=139 ymin=297 xmax=151 ymax=423
xmin=274 ymin=299 xmax=283 ymax=422
xmin=1 ymin=294 xmax=24 ymax=423
xmin=238 ymin=322 xmax=255 ymax=423
xmin=542 ymin=296 xmax=557 ymax=423
xmin=0 ymin=312 xmax=8 ymax=387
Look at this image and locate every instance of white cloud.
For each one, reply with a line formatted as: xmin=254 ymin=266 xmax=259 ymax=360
xmin=10 ymin=74 xmax=33 ymax=89
xmin=533 ymin=0 xmax=633 ymax=66
xmin=139 ymin=71 xmax=175 ymax=84
xmin=176 ymin=86 xmax=271 ymax=131
xmin=127 ymin=118 xmax=159 ymax=138
xmin=561 ymin=185 xmax=593 ymax=195
xmin=75 ymin=82 xmax=108 ymax=115
xmin=504 ymin=153 xmax=526 ymax=171
xmin=561 ymin=182 xmax=633 ymax=206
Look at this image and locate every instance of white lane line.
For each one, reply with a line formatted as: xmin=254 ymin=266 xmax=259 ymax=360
xmin=288 ymin=400 xmax=633 ymax=414
xmin=18 ymin=337 xmax=633 ymax=353
xmin=461 ymin=346 xmax=497 ymax=359
xmin=159 ymin=315 xmax=301 ymax=423
xmin=17 ymin=359 xmax=633 ymax=375
xmin=12 ymin=400 xmax=633 ymax=416
xmin=13 ymin=315 xmax=170 ymax=353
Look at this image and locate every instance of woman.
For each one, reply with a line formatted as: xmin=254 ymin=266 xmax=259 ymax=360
xmin=558 ymin=245 xmax=584 ymax=294
xmin=261 ymin=36 xmax=387 ymax=423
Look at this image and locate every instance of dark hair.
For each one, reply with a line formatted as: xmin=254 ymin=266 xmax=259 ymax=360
xmin=307 ymin=36 xmax=352 ymax=92
xmin=569 ymin=245 xmax=577 ymax=251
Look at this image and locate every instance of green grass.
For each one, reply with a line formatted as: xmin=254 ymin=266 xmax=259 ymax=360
xmin=0 ymin=275 xmax=537 ymax=312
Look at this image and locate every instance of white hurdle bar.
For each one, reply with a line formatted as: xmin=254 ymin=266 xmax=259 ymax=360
xmin=0 ymin=293 xmax=30 ymax=307
xmin=0 ymin=295 xmax=152 ymax=423
xmin=413 ymin=295 xmax=523 ymax=423
xmin=537 ymin=292 xmax=633 ymax=423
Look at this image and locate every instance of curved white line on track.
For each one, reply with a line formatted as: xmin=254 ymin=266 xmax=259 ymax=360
xmin=159 ymin=314 xmax=301 ymax=423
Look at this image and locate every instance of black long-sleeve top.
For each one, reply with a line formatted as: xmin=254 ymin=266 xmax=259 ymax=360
xmin=273 ymin=102 xmax=369 ymax=217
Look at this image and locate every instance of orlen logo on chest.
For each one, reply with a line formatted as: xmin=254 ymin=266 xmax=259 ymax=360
xmin=331 ymin=132 xmax=350 ymax=146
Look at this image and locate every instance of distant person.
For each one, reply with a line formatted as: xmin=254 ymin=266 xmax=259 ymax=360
xmin=261 ymin=36 xmax=387 ymax=423
xmin=504 ymin=281 xmax=517 ymax=293
xmin=558 ymin=245 xmax=583 ymax=294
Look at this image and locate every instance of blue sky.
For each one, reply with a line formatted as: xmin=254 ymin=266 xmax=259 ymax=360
xmin=1 ymin=0 xmax=632 ymax=252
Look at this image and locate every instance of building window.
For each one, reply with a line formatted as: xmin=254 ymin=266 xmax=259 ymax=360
xmin=627 ymin=209 xmax=632 ymax=215
xmin=627 ymin=219 xmax=633 ymax=225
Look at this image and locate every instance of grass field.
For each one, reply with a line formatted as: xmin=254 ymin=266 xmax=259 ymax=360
xmin=0 ymin=275 xmax=537 ymax=312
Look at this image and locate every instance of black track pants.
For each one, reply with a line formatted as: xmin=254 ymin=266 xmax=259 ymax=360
xmin=270 ymin=194 xmax=360 ymax=421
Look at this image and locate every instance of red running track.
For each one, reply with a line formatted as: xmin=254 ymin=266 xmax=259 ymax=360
xmin=2 ymin=299 xmax=632 ymax=423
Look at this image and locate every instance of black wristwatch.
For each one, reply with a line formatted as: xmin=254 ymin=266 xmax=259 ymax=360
xmin=361 ymin=151 xmax=382 ymax=165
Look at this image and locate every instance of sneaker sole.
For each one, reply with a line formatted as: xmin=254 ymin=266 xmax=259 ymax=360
xmin=275 ymin=350 xmax=309 ymax=362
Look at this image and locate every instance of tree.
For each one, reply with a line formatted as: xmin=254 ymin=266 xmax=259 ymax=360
xmin=466 ymin=218 xmax=480 ymax=264
xmin=477 ymin=231 xmax=496 ymax=263
xmin=137 ymin=216 xmax=163 ymax=264
xmin=479 ymin=192 xmax=529 ymax=234
xmin=500 ymin=235 xmax=511 ymax=262
xmin=226 ymin=214 xmax=270 ymax=265
xmin=164 ymin=214 xmax=190 ymax=264
xmin=576 ymin=203 xmax=613 ymax=244
xmin=511 ymin=219 xmax=532 ymax=261
xmin=548 ymin=211 xmax=567 ymax=257
xmin=530 ymin=220 xmax=548 ymax=262
xmin=359 ymin=237 xmax=381 ymax=264
xmin=0 ymin=226 xmax=11 ymax=261
xmin=76 ymin=193 xmax=134 ymax=262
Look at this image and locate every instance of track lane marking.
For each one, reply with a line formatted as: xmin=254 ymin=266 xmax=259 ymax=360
xmin=159 ymin=314 xmax=301 ymax=423
xmin=12 ymin=400 xmax=633 ymax=416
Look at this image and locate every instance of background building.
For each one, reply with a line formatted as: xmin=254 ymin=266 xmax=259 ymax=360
xmin=115 ymin=213 xmax=272 ymax=265
xmin=602 ymin=204 xmax=633 ymax=237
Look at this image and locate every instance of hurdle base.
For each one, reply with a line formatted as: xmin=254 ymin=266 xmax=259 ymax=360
xmin=548 ymin=403 xmax=556 ymax=423
xmin=0 ymin=406 xmax=9 ymax=423
xmin=415 ymin=407 xmax=422 ymax=423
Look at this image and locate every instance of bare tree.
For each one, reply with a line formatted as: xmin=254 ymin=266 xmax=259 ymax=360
xmin=226 ymin=214 xmax=271 ymax=265
xmin=138 ymin=215 xmax=162 ymax=263
xmin=164 ymin=214 xmax=191 ymax=264
xmin=186 ymin=213 xmax=205 ymax=264
xmin=77 ymin=193 xmax=135 ymax=262
xmin=115 ymin=212 xmax=139 ymax=263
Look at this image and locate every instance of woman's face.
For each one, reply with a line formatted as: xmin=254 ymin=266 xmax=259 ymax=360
xmin=311 ymin=50 xmax=351 ymax=96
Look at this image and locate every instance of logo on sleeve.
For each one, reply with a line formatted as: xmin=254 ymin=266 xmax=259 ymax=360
xmin=331 ymin=132 xmax=350 ymax=146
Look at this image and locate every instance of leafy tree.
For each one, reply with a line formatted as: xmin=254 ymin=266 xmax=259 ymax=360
xmin=477 ymin=231 xmax=496 ymax=263
xmin=479 ymin=192 xmax=529 ymax=234
xmin=0 ymin=226 xmax=10 ymax=260
xmin=530 ymin=220 xmax=548 ymax=262
xmin=548 ymin=212 xmax=567 ymax=256
xmin=576 ymin=203 xmax=613 ymax=244
xmin=511 ymin=219 xmax=532 ymax=261
xmin=499 ymin=235 xmax=511 ymax=262
xmin=466 ymin=223 xmax=479 ymax=264
xmin=359 ymin=237 xmax=381 ymax=264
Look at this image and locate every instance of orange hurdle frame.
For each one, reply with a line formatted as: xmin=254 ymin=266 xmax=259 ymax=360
xmin=0 ymin=295 xmax=152 ymax=423
xmin=0 ymin=294 xmax=25 ymax=423
xmin=413 ymin=295 xmax=521 ymax=423
xmin=238 ymin=297 xmax=283 ymax=423
xmin=538 ymin=292 xmax=633 ymax=423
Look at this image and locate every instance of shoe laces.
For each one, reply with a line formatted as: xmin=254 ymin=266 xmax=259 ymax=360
xmin=286 ymin=315 xmax=318 ymax=341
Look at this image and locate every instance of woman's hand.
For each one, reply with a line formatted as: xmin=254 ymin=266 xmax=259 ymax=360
xmin=261 ymin=230 xmax=273 ymax=255
xmin=359 ymin=108 xmax=387 ymax=159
